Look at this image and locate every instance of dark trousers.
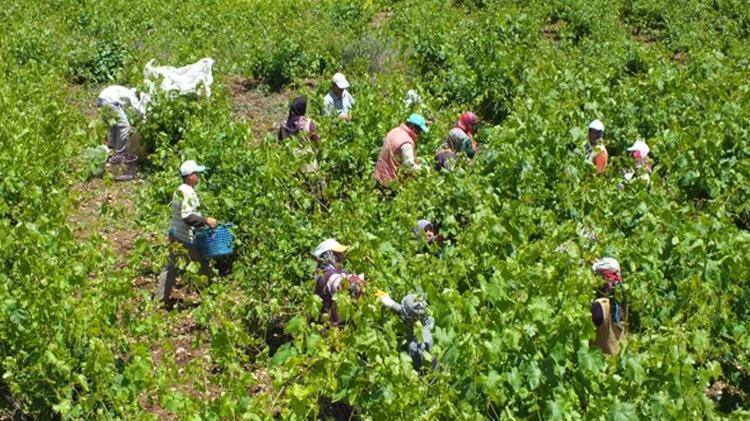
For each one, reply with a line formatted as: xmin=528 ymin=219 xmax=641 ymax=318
xmin=156 ymin=236 xmax=211 ymax=303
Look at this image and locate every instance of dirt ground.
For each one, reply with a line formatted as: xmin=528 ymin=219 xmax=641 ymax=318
xmin=226 ymin=76 xmax=294 ymax=141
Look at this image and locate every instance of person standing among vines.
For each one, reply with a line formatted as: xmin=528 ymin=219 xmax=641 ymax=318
xmin=279 ymin=96 xmax=321 ymax=174
xmin=590 ymin=258 xmax=627 ymax=355
xmin=156 ymin=160 xmax=218 ymax=305
xmin=584 ymin=119 xmax=608 ymax=175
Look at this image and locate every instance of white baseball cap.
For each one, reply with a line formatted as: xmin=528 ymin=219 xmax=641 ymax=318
xmin=588 ymin=119 xmax=604 ymax=132
xmin=627 ymin=139 xmax=650 ymax=156
xmin=313 ymin=238 xmax=349 ymax=257
xmin=331 ymin=73 xmax=350 ymax=89
xmin=180 ymin=160 xmax=206 ymax=176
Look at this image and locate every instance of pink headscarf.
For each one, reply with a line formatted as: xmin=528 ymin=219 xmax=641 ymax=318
xmin=455 ymin=112 xmax=479 ymax=138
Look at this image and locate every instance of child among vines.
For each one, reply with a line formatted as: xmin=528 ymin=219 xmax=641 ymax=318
xmin=624 ymin=139 xmax=653 ymax=183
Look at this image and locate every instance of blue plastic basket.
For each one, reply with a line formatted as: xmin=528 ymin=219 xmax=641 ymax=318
xmin=195 ymin=225 xmax=235 ymax=257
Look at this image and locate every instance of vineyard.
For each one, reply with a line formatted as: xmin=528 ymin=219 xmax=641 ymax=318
xmin=2 ymin=0 xmax=750 ymax=418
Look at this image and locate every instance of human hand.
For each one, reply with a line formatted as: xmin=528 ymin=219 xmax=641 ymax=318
xmin=206 ymin=217 xmax=218 ymax=228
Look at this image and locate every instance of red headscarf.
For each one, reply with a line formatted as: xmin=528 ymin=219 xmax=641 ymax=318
xmin=455 ymin=112 xmax=479 ymax=138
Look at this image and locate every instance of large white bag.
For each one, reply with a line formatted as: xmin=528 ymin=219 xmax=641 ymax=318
xmin=144 ymin=58 xmax=215 ymax=97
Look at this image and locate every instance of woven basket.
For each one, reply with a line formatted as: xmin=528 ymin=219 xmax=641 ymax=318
xmin=195 ymin=225 xmax=235 ymax=257
xmin=108 ymin=153 xmax=138 ymax=181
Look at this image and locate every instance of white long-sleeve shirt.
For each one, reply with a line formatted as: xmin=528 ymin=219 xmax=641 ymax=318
xmin=97 ymin=85 xmax=148 ymax=117
xmin=400 ymin=143 xmax=421 ymax=170
xmin=323 ymin=90 xmax=355 ymax=117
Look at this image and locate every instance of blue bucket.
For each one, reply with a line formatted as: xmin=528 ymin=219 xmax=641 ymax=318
xmin=195 ymin=225 xmax=235 ymax=257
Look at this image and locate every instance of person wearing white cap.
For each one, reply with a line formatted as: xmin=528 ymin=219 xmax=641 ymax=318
xmin=323 ymin=72 xmax=355 ymax=120
xmin=156 ymin=160 xmax=218 ymax=304
xmin=590 ymin=258 xmax=627 ymax=355
xmin=584 ymin=119 xmax=608 ymax=175
xmin=624 ymin=139 xmax=653 ymax=183
xmin=96 ymin=85 xmax=149 ymax=155
xmin=312 ymin=238 xmax=365 ymax=326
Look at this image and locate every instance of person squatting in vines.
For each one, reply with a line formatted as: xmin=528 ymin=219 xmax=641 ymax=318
xmin=156 ymin=160 xmax=218 ymax=304
xmin=435 ymin=111 xmax=480 ymax=172
xmin=312 ymin=239 xmax=366 ymax=327
xmin=376 ymin=290 xmax=438 ymax=371
xmin=590 ymin=258 xmax=627 ymax=355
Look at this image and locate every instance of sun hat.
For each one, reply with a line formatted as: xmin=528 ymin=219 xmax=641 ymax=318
xmin=627 ymin=139 xmax=650 ymax=156
xmin=180 ymin=160 xmax=207 ymax=176
xmin=588 ymin=119 xmax=605 ymax=132
xmin=407 ymin=113 xmax=430 ymax=133
xmin=332 ymin=73 xmax=350 ymax=89
xmin=313 ymin=238 xmax=349 ymax=257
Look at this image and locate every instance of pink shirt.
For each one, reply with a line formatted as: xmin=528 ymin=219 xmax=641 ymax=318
xmin=374 ymin=124 xmax=417 ymax=185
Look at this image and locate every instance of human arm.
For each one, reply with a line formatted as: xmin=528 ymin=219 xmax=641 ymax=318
xmin=322 ymin=95 xmax=335 ymax=117
xmin=308 ymin=120 xmax=320 ymax=144
xmin=339 ymin=92 xmax=354 ymax=120
xmin=399 ymin=143 xmax=421 ymax=170
xmin=376 ymin=290 xmax=403 ymax=313
xmin=421 ymin=316 xmax=434 ymax=351
xmin=463 ymin=137 xmax=477 ymax=159
xmin=591 ymin=301 xmax=604 ymax=327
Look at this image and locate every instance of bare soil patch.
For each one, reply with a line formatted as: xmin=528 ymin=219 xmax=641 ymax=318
xmin=370 ymin=10 xmax=393 ymax=29
xmin=543 ymin=16 xmax=562 ymax=42
xmin=226 ymin=76 xmax=293 ymax=140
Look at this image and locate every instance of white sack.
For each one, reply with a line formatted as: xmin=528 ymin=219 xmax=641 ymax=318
xmin=144 ymin=58 xmax=215 ymax=97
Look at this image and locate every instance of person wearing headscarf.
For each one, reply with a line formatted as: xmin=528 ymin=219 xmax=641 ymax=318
xmin=584 ymin=119 xmax=608 ymax=174
xmin=376 ymin=291 xmax=438 ymax=371
xmin=435 ymin=112 xmax=480 ymax=172
xmin=278 ymin=96 xmax=320 ymax=173
xmin=374 ymin=114 xmax=429 ymax=186
xmin=624 ymin=139 xmax=653 ymax=183
xmin=312 ymin=239 xmax=366 ymax=326
xmin=590 ymin=258 xmax=627 ymax=355
xmin=278 ymin=96 xmax=320 ymax=144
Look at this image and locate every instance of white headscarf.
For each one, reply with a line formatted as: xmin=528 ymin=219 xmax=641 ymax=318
xmin=592 ymin=258 xmax=621 ymax=274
